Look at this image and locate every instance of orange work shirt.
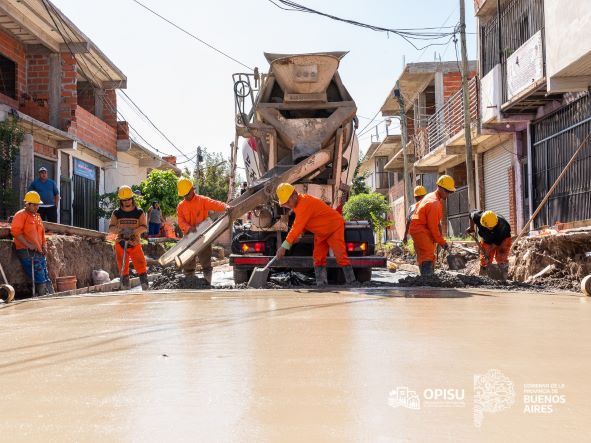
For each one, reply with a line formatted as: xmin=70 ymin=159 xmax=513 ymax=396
xmin=408 ymin=191 xmax=445 ymax=247
xmin=10 ymin=208 xmax=46 ymax=250
xmin=286 ymin=194 xmax=345 ymax=245
xmin=177 ymin=194 xmax=226 ymax=234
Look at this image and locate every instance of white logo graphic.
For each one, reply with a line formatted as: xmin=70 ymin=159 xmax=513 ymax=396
xmin=388 ymin=387 xmax=421 ymax=410
xmin=473 ymin=369 xmax=515 ymax=428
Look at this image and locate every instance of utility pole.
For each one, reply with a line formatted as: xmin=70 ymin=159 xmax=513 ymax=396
xmin=394 ymin=81 xmax=414 ymax=215
xmin=194 ymin=146 xmax=202 ymax=194
xmin=460 ymin=0 xmax=476 ymax=209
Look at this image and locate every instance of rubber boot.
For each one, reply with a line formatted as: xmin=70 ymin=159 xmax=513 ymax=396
xmin=479 ymin=266 xmax=488 ymax=276
xmin=139 ymin=273 xmax=149 ymax=291
xmin=314 ymin=266 xmax=328 ymax=287
xmin=419 ymin=261 xmax=434 ymax=276
xmin=120 ymin=275 xmax=131 ymax=290
xmin=342 ymin=265 xmax=357 ymax=285
xmin=499 ymin=264 xmax=509 ymax=280
xmin=35 ymin=283 xmax=47 ymax=296
xmin=203 ymin=269 xmax=213 ymax=285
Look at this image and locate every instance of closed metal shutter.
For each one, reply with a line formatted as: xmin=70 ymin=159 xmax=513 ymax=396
xmin=484 ymin=143 xmax=512 ymax=220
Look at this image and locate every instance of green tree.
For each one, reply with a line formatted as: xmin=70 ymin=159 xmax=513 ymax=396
xmin=195 ymin=147 xmax=232 ymax=202
xmin=351 ymin=161 xmax=370 ymax=196
xmin=137 ymin=169 xmax=180 ymax=217
xmin=342 ymin=192 xmax=392 ymax=245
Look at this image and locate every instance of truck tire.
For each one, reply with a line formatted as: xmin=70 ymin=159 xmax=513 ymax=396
xmin=233 ymin=268 xmax=251 ymax=285
xmin=355 ymin=268 xmax=372 ymax=283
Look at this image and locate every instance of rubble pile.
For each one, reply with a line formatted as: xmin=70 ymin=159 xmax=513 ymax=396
xmin=151 ymin=267 xmax=210 ymax=290
xmin=511 ymin=230 xmax=591 ymax=291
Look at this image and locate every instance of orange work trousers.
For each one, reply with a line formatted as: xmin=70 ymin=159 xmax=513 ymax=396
xmin=480 ymin=237 xmax=512 ymax=267
xmin=115 ymin=242 xmax=147 ymax=276
xmin=313 ymin=227 xmax=350 ymax=267
xmin=410 ymin=229 xmax=437 ymax=265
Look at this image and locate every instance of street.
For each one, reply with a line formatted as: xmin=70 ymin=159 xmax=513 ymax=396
xmin=1 ymin=286 xmax=589 ymax=442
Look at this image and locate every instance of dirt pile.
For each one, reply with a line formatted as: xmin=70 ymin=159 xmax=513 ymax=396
xmin=396 ymin=271 xmax=541 ymax=291
xmin=151 ymin=267 xmax=210 ymax=290
xmin=511 ymin=230 xmax=591 ymax=291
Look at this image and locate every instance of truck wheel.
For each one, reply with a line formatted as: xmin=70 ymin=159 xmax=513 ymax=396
xmin=355 ymin=268 xmax=372 ymax=283
xmin=233 ymin=268 xmax=251 ymax=284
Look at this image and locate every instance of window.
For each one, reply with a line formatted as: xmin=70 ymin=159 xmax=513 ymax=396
xmin=0 ymin=54 xmax=16 ymax=99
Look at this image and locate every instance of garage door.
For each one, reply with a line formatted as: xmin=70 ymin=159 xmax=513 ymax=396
xmin=484 ymin=143 xmax=512 ymax=220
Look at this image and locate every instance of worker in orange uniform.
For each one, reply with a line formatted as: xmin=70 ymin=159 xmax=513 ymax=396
xmin=11 ymin=191 xmax=54 ymax=295
xmin=408 ymin=175 xmax=456 ymax=276
xmin=108 ymin=186 xmax=149 ymax=290
xmin=467 ymin=210 xmax=512 ymax=279
xmin=274 ymin=183 xmax=356 ymax=287
xmin=176 ymin=177 xmax=228 ymax=284
xmin=402 ymin=185 xmax=427 ymax=245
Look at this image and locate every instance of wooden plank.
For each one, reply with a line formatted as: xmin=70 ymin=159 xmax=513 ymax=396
xmin=43 ymin=222 xmax=106 ymax=239
xmin=332 ymin=128 xmax=343 ymax=207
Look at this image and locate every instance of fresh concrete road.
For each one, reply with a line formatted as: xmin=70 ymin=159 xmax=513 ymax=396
xmin=1 ymin=287 xmax=589 ymax=442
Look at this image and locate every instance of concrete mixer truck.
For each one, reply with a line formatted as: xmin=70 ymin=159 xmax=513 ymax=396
xmin=159 ymin=52 xmax=386 ymax=284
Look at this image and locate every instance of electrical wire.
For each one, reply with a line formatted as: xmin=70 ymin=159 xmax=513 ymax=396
xmin=266 ymin=0 xmax=458 ymax=50
xmin=131 ymin=0 xmax=254 ymax=71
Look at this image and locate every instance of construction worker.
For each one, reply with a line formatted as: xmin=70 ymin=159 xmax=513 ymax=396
xmin=176 ymin=177 xmax=227 ymax=284
xmin=467 ymin=210 xmax=512 ymax=278
xmin=10 ymin=191 xmax=54 ymax=295
xmin=402 ymin=185 xmax=427 ymax=245
xmin=274 ymin=183 xmax=356 ymax=287
xmin=108 ymin=186 xmax=149 ymax=290
xmin=408 ymin=175 xmax=456 ymax=276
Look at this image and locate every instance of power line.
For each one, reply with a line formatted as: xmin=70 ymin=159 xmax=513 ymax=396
xmin=266 ymin=0 xmax=457 ymax=50
xmin=131 ymin=0 xmax=254 ymax=71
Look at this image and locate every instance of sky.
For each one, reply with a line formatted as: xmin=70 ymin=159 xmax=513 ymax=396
xmin=52 ymin=0 xmax=477 ymax=170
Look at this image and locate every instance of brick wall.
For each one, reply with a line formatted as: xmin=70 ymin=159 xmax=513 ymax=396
xmin=0 ymin=27 xmax=25 ymax=107
xmin=20 ymin=53 xmax=50 ymax=123
xmin=73 ymin=106 xmax=117 ymax=156
xmin=508 ymin=165 xmax=517 ymax=233
xmin=34 ymin=141 xmax=57 ymax=160
xmin=77 ymin=82 xmax=95 ymax=114
xmin=103 ymin=89 xmax=117 ymax=128
xmin=117 ymin=120 xmax=129 ymax=140
xmin=443 ymin=71 xmax=477 ymax=102
xmin=162 ymin=155 xmax=177 ymax=166
xmin=60 ymin=52 xmax=77 ymax=131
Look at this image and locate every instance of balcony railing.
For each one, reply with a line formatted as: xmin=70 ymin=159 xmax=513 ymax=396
xmin=480 ymin=0 xmax=545 ymax=101
xmin=424 ymin=76 xmax=479 ymax=154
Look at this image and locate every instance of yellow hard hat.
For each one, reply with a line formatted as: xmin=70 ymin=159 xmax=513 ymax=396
xmin=177 ymin=178 xmax=194 ymax=197
xmin=414 ymin=185 xmax=427 ymax=197
xmin=436 ymin=175 xmax=456 ymax=192
xmin=24 ymin=191 xmax=42 ymax=204
xmin=276 ymin=183 xmax=295 ymax=205
xmin=481 ymin=210 xmax=498 ymax=229
xmin=118 ymin=185 xmax=134 ymax=200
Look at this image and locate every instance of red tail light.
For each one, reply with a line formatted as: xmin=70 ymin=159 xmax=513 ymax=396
xmin=241 ymin=241 xmax=265 ymax=254
xmin=347 ymin=242 xmax=368 ymax=254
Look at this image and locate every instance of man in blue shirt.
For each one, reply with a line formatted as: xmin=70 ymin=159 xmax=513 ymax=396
xmin=28 ymin=167 xmax=60 ymax=223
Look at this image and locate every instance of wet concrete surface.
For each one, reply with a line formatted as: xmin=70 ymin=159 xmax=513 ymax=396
xmin=1 ymin=286 xmax=590 ymax=442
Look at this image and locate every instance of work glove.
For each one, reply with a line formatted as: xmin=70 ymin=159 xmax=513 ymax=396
xmin=121 ymin=228 xmax=134 ymax=240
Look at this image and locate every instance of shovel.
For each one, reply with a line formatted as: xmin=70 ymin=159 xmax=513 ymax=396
xmin=119 ymin=241 xmax=128 ymax=289
xmin=445 ymin=247 xmax=467 ymax=270
xmin=469 ymin=233 xmax=504 ymax=281
xmin=247 ymin=255 xmax=278 ymax=288
xmin=0 ymin=261 xmax=15 ymax=303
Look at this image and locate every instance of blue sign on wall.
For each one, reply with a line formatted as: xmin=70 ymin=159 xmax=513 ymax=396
xmin=73 ymin=158 xmax=96 ymax=181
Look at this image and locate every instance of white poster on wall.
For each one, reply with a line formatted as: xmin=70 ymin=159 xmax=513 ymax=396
xmin=506 ymin=30 xmax=544 ymax=100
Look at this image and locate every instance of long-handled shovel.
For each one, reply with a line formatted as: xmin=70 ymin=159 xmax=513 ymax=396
xmin=248 ymin=255 xmax=278 ymax=288
xmin=30 ymin=251 xmax=35 ymax=298
xmin=119 ymin=241 xmax=128 ymax=290
xmin=0 ymin=261 xmax=15 ymax=303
